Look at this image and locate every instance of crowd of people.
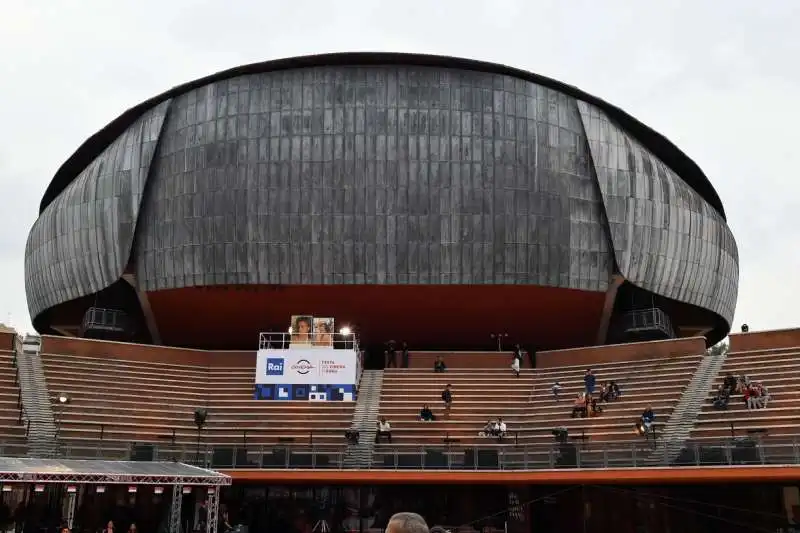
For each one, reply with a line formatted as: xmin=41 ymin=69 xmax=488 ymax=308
xmin=713 ymin=373 xmax=771 ymax=410
xmin=565 ymin=369 xmax=621 ymax=418
xmin=369 ymin=382 xmax=513 ymax=444
xmin=570 ymin=392 xmax=603 ymax=418
xmin=372 ymin=359 xmax=644 ymax=446
xmin=370 ymin=356 xmax=778 ymax=448
xmin=371 ymin=385 xmax=454 ymax=446
xmin=384 ymin=340 xmax=411 ymax=368
xmin=368 ymin=357 xmax=664 ymax=446
xmin=479 ymin=418 xmax=507 ymax=439
xmin=369 ymin=352 xmax=682 ymax=447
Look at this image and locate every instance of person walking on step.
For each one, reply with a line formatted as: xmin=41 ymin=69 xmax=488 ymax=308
xmin=385 ymin=340 xmax=397 ymax=368
xmin=511 ymin=348 xmax=522 ymax=377
xmin=401 ymin=341 xmax=410 ymax=368
xmin=441 ymin=384 xmax=453 ymax=417
xmin=584 ymin=368 xmax=596 ymax=397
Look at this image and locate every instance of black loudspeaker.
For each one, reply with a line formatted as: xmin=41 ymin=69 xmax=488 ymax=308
xmin=263 ymin=447 xmax=288 ymax=467
xmin=398 ymin=454 xmax=423 ymax=468
xmin=461 ymin=449 xmax=500 ymax=469
xmin=289 ymin=452 xmax=313 ymax=468
xmin=556 ymin=444 xmax=577 ymax=468
xmin=424 ymin=449 xmax=447 ymax=468
xmin=211 ymin=447 xmax=234 ymax=468
xmin=732 ymin=438 xmax=760 ymax=464
xmin=234 ymin=448 xmax=251 ymax=467
xmin=477 ymin=450 xmax=500 ymax=469
xmin=131 ymin=443 xmax=155 ymax=462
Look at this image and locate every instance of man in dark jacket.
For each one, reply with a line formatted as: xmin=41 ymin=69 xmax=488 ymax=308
xmin=584 ymin=369 xmax=596 ymax=397
xmin=441 ymin=384 xmax=452 ymax=414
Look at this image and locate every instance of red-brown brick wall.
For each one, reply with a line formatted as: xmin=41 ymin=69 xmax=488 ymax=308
xmin=38 ymin=335 xmax=708 ymax=370
xmin=407 ymin=351 xmax=513 ymax=368
xmin=536 ymin=336 xmax=707 ymax=368
xmin=0 ymin=331 xmax=15 ymax=352
xmin=39 ymin=336 xmax=254 ymax=367
xmin=729 ymin=328 xmax=800 ymax=353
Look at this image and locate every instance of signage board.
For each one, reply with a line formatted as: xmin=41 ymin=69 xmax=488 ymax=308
xmin=254 ymin=348 xmax=357 ymax=401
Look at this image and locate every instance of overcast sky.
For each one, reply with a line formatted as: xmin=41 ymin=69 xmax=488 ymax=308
xmin=0 ymin=0 xmax=797 ymax=337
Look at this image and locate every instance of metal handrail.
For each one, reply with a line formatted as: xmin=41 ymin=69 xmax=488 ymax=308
xmin=81 ymin=307 xmax=129 ymax=332
xmin=34 ymin=434 xmax=800 ymax=470
xmin=258 ymin=331 xmax=359 ymax=352
xmin=58 ymin=422 xmax=343 ymax=441
xmin=15 ymin=385 xmax=30 ymax=438
xmin=12 ymin=334 xmax=25 ymax=428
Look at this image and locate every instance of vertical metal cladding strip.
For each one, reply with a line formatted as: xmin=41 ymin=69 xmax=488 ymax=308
xmin=24 ymin=100 xmax=173 ymax=322
xmin=576 ymin=100 xmax=738 ymax=329
xmin=133 ymin=67 xmax=613 ymax=294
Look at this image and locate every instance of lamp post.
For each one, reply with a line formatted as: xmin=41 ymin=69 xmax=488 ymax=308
xmin=490 ymin=333 xmax=508 ymax=352
xmin=194 ymin=408 xmax=208 ymax=465
xmin=56 ymin=392 xmax=71 ymax=440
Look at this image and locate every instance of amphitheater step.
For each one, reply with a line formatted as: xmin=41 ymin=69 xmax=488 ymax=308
xmin=16 ymin=335 xmax=58 ymax=457
xmin=343 ymin=370 xmax=384 ymax=468
xmin=644 ymin=349 xmax=729 ymax=465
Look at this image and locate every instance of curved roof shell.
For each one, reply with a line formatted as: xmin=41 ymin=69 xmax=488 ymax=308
xmin=39 ymin=52 xmax=726 ymax=219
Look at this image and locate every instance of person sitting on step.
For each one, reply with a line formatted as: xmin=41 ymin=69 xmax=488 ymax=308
xmin=375 ymin=417 xmax=392 ymax=443
xmin=571 ymin=393 xmax=587 ymax=418
xmin=419 ymin=404 xmax=436 ymax=421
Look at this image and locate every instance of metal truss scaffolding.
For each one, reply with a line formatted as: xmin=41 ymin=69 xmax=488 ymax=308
xmin=0 ymin=457 xmax=231 ymax=485
xmin=66 ymin=491 xmax=76 ymax=529
xmin=206 ymin=486 xmax=219 ymax=533
xmin=169 ymin=485 xmax=183 ymax=533
xmin=0 ymin=458 xmax=230 ymax=533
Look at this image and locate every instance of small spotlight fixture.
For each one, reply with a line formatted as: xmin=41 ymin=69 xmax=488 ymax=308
xmin=58 ymin=393 xmax=71 ymax=405
xmin=287 ymin=327 xmax=293 ymax=334
xmin=741 ymin=324 xmax=749 ymax=333
xmin=339 ymin=326 xmax=352 ymax=336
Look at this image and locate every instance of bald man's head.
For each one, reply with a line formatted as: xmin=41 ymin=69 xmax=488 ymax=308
xmin=386 ymin=513 xmax=429 ymax=533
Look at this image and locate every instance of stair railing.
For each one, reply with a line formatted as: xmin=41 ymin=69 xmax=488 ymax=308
xmin=16 ymin=392 xmax=30 ymax=436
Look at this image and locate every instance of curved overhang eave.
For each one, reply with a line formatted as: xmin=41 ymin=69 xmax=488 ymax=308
xmin=39 ymin=52 xmax=726 ymax=219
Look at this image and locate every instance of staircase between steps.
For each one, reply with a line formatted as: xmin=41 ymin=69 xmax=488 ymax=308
xmin=16 ymin=335 xmax=58 ymax=457
xmin=645 ymin=351 xmax=729 ymax=465
xmin=343 ymin=370 xmax=384 ymax=468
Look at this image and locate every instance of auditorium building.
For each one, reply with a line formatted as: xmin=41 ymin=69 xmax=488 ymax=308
xmin=24 ymin=53 xmax=739 ymax=352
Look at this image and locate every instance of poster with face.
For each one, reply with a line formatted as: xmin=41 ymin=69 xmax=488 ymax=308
xmin=290 ymin=315 xmax=313 ymax=344
xmin=313 ymin=317 xmax=335 ymax=347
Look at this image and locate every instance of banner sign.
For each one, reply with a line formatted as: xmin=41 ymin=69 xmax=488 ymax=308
xmin=254 ymin=348 xmax=357 ymax=402
xmin=256 ymin=349 xmax=356 ymax=384
xmin=288 ymin=315 xmax=335 ymax=347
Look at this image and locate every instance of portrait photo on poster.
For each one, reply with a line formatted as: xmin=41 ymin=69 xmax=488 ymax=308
xmin=290 ymin=315 xmax=313 ymax=345
xmin=313 ymin=317 xmax=335 ymax=347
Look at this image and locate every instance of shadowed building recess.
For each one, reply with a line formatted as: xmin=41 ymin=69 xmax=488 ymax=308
xmin=24 ymin=53 xmax=738 ymax=351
